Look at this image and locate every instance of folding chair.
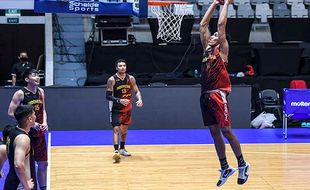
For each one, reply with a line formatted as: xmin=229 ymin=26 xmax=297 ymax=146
xmin=258 ymin=89 xmax=282 ymax=124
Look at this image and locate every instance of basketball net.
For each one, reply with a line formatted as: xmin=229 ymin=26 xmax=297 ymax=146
xmin=150 ymin=4 xmax=192 ymax=42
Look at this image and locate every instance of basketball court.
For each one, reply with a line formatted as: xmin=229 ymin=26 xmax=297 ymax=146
xmin=50 ymin=129 xmax=310 ymax=190
xmin=0 ymin=1 xmax=309 ymax=190
xmin=2 ymin=129 xmax=310 ymax=190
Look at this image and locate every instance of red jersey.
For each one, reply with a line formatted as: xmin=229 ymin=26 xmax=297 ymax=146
xmin=201 ymin=46 xmax=231 ymax=94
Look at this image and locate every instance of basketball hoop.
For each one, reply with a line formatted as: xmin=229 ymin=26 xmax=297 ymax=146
xmin=148 ymin=1 xmax=193 ymax=43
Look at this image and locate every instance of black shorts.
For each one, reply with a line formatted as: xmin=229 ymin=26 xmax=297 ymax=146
xmin=110 ymin=111 xmax=132 ymax=127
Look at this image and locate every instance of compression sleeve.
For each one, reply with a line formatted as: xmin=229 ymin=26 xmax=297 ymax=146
xmin=106 ymin=91 xmax=120 ymax=103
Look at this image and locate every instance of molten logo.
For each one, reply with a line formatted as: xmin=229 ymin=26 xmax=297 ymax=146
xmin=69 ymin=1 xmax=99 ymax=12
xmin=290 ymin=101 xmax=310 ymax=107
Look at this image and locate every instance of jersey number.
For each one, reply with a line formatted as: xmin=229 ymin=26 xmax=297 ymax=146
xmin=121 ymin=89 xmax=127 ymax=94
xmin=34 ymin=104 xmax=40 ymax=111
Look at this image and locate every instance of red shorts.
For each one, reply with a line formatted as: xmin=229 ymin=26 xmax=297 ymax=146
xmin=110 ymin=111 xmax=132 ymax=127
xmin=30 ymin=135 xmax=48 ymax=161
xmin=200 ymin=90 xmax=231 ymax=128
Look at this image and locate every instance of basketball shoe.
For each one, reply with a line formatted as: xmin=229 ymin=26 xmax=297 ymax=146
xmin=217 ymin=166 xmax=236 ymax=187
xmin=238 ymin=162 xmax=250 ymax=185
xmin=113 ymin=150 xmax=121 ymax=163
xmin=119 ymin=149 xmax=131 ymax=156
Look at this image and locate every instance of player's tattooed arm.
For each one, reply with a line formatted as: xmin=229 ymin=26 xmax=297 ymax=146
xmin=106 ymin=77 xmax=115 ymax=92
xmin=106 ymin=77 xmax=120 ymax=103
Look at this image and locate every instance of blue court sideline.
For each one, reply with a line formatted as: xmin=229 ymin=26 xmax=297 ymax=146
xmin=51 ymin=128 xmax=310 ymax=146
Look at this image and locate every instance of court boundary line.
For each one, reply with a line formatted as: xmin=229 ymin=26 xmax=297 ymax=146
xmin=51 ymin=148 xmax=310 ymax=156
xmin=51 ymin=142 xmax=310 ymax=148
xmin=51 ymin=143 xmax=310 ymax=156
xmin=47 ymin=132 xmax=51 ymax=190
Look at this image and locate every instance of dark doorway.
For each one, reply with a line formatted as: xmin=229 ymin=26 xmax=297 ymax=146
xmin=0 ymin=24 xmax=45 ymax=86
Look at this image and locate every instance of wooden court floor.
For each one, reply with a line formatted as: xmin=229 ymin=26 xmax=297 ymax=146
xmin=51 ymin=144 xmax=310 ymax=190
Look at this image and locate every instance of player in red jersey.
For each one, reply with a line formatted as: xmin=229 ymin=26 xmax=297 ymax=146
xmin=8 ymin=69 xmax=48 ymax=190
xmin=200 ymin=0 xmax=250 ymax=186
xmin=106 ymin=59 xmax=143 ymax=163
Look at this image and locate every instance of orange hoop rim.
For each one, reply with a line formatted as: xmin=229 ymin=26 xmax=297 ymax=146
xmin=148 ymin=0 xmax=190 ymax=6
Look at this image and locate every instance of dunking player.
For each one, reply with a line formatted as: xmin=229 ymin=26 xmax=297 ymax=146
xmin=200 ymin=0 xmax=250 ymax=186
xmin=4 ymin=105 xmax=37 ymax=190
xmin=0 ymin=125 xmax=14 ymax=178
xmin=106 ymin=59 xmax=143 ymax=163
xmin=8 ymin=69 xmax=48 ymax=190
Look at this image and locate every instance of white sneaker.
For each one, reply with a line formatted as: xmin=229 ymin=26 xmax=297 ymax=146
xmin=216 ymin=166 xmax=236 ymax=187
xmin=238 ymin=162 xmax=250 ymax=185
xmin=119 ymin=149 xmax=131 ymax=156
xmin=113 ymin=150 xmax=121 ymax=163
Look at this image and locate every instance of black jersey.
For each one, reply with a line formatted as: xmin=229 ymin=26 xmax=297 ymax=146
xmin=111 ymin=74 xmax=132 ymax=112
xmin=21 ymin=87 xmax=44 ymax=124
xmin=4 ymin=127 xmax=37 ymax=190
xmin=21 ymin=87 xmax=44 ymax=137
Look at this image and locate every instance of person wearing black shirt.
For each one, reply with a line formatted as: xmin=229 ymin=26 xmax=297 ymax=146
xmin=11 ymin=52 xmax=35 ymax=86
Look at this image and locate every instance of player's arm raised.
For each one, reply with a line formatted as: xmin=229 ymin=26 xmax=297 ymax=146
xmin=217 ymin=0 xmax=231 ymax=63
xmin=200 ymin=0 xmax=220 ymax=50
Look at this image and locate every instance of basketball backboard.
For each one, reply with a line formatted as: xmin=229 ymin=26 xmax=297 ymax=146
xmin=34 ymin=0 xmax=148 ymax=18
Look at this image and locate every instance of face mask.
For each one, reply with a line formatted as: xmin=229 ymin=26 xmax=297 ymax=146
xmin=20 ymin=57 xmax=28 ymax=62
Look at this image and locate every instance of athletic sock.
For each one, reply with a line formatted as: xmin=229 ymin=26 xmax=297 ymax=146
xmin=237 ymin=154 xmax=246 ymax=167
xmin=114 ymin=144 xmax=119 ymax=151
xmin=120 ymin=142 xmax=125 ymax=149
xmin=220 ymin=158 xmax=229 ymax=170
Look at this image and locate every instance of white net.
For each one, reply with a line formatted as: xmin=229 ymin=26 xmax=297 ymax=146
xmin=150 ymin=3 xmax=192 ymax=42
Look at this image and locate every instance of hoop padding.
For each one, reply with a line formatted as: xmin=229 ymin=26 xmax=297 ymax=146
xmin=149 ymin=2 xmax=193 ymax=42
